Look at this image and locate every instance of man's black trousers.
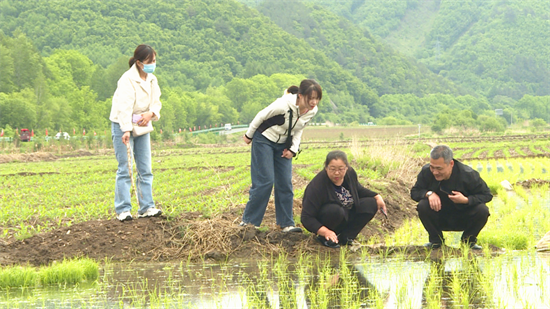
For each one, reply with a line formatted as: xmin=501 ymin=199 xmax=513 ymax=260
xmin=416 ymin=199 xmax=490 ymax=245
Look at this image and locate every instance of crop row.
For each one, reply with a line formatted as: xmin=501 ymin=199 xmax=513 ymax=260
xmin=0 ymin=146 xmax=337 ymax=239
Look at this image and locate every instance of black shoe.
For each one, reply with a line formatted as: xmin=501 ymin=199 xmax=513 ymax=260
xmin=469 ymin=243 xmax=482 ymax=250
xmin=316 ymin=236 xmax=340 ymax=248
xmin=461 ymin=240 xmax=483 ymax=250
xmin=338 ymin=237 xmax=356 ymax=246
xmin=423 ymin=242 xmax=442 ymax=249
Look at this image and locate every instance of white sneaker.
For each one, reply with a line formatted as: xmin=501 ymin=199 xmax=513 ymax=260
xmin=138 ymin=207 xmax=162 ymax=218
xmin=117 ymin=211 xmax=132 ymax=222
xmin=282 ymin=226 xmax=302 ymax=233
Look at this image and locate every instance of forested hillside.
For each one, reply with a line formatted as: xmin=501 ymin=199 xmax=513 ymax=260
xmin=254 ymin=0 xmax=465 ymax=98
xmin=305 ymin=0 xmax=550 ymax=100
xmin=0 ymin=0 xmax=548 ymax=135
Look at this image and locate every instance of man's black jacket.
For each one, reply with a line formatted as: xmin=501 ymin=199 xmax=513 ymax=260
xmin=411 ymin=159 xmax=493 ymax=208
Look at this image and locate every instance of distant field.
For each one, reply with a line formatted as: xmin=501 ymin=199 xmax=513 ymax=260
xmin=302 ymin=125 xmax=424 ymax=140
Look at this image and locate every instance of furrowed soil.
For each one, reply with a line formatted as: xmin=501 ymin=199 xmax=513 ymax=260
xmin=0 ymin=159 xmax=427 ymax=266
xmin=6 ymin=133 xmax=541 ymax=265
xmin=0 ymin=181 xmax=422 ymax=266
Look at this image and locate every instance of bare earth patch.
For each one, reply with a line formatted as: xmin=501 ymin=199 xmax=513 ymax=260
xmin=0 ymin=177 xmax=498 ymax=266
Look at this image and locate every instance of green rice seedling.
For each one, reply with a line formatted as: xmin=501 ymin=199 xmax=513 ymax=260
xmin=384 ymin=218 xmax=427 ymax=247
xmin=39 ymin=258 xmax=99 ymax=286
xmin=472 ymin=148 xmax=487 ymax=158
xmin=424 ymin=264 xmax=442 ymax=309
xmin=306 ymin=255 xmax=335 ymax=309
xmin=366 ymin=284 xmax=385 ymax=309
xmin=0 ymin=265 xmax=38 ymax=288
xmin=337 ymin=250 xmax=363 ymax=309
xmin=274 ymin=253 xmax=298 ymax=309
xmin=514 ymin=185 xmax=529 ymax=202
xmin=296 ymin=254 xmax=311 ymax=286
xmin=515 ymin=147 xmax=527 ymax=156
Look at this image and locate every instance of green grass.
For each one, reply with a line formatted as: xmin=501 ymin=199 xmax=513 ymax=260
xmin=0 ymin=257 xmax=98 ymax=288
xmin=0 ymin=265 xmax=38 ymax=288
xmin=39 ymin=258 xmax=98 ymax=285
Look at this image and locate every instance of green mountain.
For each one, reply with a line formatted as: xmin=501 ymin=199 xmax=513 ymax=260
xmin=0 ymin=0 xmax=546 ymax=133
xmin=0 ymin=1 xmax=375 ymax=102
xmin=303 ymin=0 xmax=550 ymax=100
xmin=254 ymin=0 xmax=466 ymax=99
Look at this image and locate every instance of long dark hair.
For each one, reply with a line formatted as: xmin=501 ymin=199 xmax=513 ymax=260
xmin=129 ymin=44 xmax=156 ymax=68
xmin=287 ymin=79 xmax=323 ymax=102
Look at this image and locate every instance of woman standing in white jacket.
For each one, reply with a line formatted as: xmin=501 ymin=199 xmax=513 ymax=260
xmin=240 ymin=79 xmax=322 ymax=232
xmin=109 ymin=44 xmax=162 ymax=222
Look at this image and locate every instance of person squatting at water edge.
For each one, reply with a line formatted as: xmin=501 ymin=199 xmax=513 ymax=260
xmin=301 ymin=150 xmax=388 ymax=248
xmin=240 ymin=79 xmax=322 ymax=232
xmin=109 ymin=44 xmax=163 ymax=222
xmin=411 ymin=145 xmax=492 ymax=250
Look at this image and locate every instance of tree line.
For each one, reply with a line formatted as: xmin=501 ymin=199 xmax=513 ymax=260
xmin=0 ymin=0 xmax=548 ymax=136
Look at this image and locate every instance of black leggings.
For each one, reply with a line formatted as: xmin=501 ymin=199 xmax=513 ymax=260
xmin=318 ymin=197 xmax=378 ymax=242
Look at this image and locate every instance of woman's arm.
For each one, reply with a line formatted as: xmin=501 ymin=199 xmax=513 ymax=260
xmin=244 ymin=98 xmax=284 ymax=140
xmin=112 ymin=76 xmax=137 ymax=133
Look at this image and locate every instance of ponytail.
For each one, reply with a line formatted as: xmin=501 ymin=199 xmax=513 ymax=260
xmin=128 ymin=57 xmax=137 ymax=68
xmin=286 ymin=85 xmax=299 ymax=95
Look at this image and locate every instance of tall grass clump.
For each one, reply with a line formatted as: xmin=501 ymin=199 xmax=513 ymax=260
xmin=0 ymin=265 xmax=38 ymax=288
xmin=39 ymin=258 xmax=99 ymax=285
xmin=350 ymin=137 xmax=418 ymax=182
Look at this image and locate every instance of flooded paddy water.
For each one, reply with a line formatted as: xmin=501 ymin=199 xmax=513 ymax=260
xmin=2 ymin=139 xmax=550 ymax=308
xmin=1 ymin=250 xmax=549 ymax=308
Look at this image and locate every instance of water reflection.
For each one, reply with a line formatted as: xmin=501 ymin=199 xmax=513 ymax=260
xmin=1 ymin=253 xmax=549 ymax=308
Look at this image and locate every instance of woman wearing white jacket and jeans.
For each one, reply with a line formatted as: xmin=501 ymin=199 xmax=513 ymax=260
xmin=241 ymin=79 xmax=322 ymax=232
xmin=109 ymin=44 xmax=162 ymax=222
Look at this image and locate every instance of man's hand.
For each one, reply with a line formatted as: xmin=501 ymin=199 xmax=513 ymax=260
xmin=317 ymin=226 xmax=338 ymax=243
xmin=428 ymin=192 xmax=442 ymax=212
xmin=448 ymin=191 xmax=469 ymax=204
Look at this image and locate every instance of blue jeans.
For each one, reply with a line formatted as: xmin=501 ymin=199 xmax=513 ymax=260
xmin=242 ymin=131 xmax=294 ymax=227
xmin=112 ymin=122 xmax=155 ymax=215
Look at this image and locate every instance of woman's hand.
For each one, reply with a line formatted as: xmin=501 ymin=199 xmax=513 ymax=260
xmin=122 ymin=132 xmax=131 ymax=145
xmin=243 ymin=135 xmax=252 ymax=144
xmin=281 ymin=149 xmax=294 ymax=159
xmin=137 ymin=112 xmax=154 ymax=126
xmin=375 ymin=194 xmax=388 ymax=217
xmin=317 ymin=226 xmax=338 ymax=243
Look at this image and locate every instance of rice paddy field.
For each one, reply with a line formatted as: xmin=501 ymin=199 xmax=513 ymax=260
xmin=0 ymin=127 xmax=549 ymax=308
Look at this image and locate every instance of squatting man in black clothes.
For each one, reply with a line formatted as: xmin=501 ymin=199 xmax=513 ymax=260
xmin=411 ymin=145 xmax=492 ymax=250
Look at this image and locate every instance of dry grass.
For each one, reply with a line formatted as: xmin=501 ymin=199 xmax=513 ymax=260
xmin=350 ymin=136 xmax=423 ymax=184
xmin=302 ymin=125 xmax=423 ymax=141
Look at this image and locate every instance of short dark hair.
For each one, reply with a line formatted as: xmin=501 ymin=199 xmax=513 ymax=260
xmin=430 ymin=145 xmax=453 ymax=164
xmin=324 ymin=150 xmax=349 ymax=168
xmin=129 ymin=44 xmax=156 ymax=67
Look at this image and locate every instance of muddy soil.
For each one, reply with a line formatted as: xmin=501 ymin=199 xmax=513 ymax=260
xmin=0 ymin=180 xmax=422 ymax=266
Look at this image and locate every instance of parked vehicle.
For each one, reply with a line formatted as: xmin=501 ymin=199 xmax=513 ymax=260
xmin=224 ymin=123 xmax=232 ymax=131
xmin=20 ymin=129 xmax=31 ymax=142
xmin=54 ymin=132 xmax=71 ymax=140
